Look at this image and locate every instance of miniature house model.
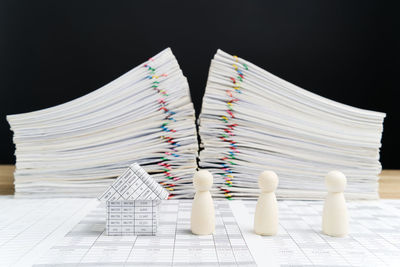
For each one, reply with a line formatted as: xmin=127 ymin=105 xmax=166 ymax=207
xmin=98 ymin=163 xmax=169 ymax=236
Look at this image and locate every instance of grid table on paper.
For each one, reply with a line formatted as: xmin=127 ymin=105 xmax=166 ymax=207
xmin=106 ymin=200 xmax=159 ymax=236
xmin=1 ymin=198 xmax=400 ymax=266
xmin=34 ymin=200 xmax=256 ymax=266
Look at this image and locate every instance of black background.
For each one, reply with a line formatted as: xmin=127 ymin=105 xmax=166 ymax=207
xmin=0 ymin=1 xmax=398 ymax=167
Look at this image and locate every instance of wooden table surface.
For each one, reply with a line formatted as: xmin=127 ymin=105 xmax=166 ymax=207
xmin=1 ymin=165 xmax=399 ymax=198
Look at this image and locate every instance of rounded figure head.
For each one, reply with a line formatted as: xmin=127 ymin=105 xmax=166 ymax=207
xmin=325 ymin=171 xmax=347 ymax=193
xmin=258 ymin=171 xmax=278 ymax=193
xmin=193 ymin=170 xmax=213 ymax=191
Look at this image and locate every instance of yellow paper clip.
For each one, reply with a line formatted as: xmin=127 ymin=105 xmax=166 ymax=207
xmin=232 ymin=64 xmax=238 ymax=70
xmin=233 ymin=55 xmax=239 ymax=62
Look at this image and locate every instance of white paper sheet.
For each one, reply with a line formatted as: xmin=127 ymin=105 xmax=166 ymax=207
xmin=34 ymin=200 xmax=255 ymax=266
xmin=1 ymin=197 xmax=399 ymax=266
xmin=231 ymin=199 xmax=400 ymax=266
xmin=0 ymin=197 xmax=98 ymax=266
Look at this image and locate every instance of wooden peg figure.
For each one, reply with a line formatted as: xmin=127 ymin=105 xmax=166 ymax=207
xmin=191 ymin=170 xmax=215 ymax=235
xmin=254 ymin=170 xmax=279 ymax=235
xmin=322 ymin=170 xmax=349 ymax=237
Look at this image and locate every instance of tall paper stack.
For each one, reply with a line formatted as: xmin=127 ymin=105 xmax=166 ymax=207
xmin=198 ymin=49 xmax=385 ymax=200
xmin=7 ymin=48 xmax=198 ymax=198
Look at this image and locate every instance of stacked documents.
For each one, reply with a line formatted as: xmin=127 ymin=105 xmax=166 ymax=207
xmin=7 ymin=48 xmax=198 ymax=198
xmin=198 ymin=49 xmax=386 ymax=200
xmin=7 ymin=48 xmax=386 ymax=200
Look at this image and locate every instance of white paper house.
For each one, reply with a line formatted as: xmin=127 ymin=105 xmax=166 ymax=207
xmin=98 ymin=163 xmax=169 ymax=236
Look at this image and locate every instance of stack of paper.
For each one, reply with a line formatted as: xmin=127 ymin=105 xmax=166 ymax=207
xmin=198 ymin=49 xmax=385 ymax=200
xmin=7 ymin=48 xmax=198 ymax=198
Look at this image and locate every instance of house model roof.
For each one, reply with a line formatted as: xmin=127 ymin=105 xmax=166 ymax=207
xmin=98 ymin=163 xmax=169 ymax=201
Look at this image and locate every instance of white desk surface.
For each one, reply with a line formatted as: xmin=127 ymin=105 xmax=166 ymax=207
xmin=1 ymin=197 xmax=400 ymax=266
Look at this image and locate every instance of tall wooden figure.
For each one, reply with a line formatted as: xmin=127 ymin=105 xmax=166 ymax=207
xmin=322 ymin=170 xmax=349 ymax=237
xmin=191 ymin=170 xmax=215 ymax=235
xmin=254 ymin=170 xmax=279 ymax=235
